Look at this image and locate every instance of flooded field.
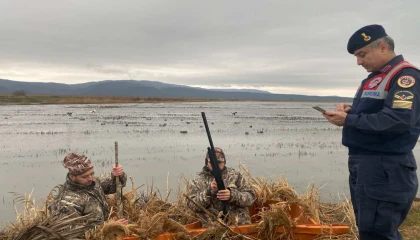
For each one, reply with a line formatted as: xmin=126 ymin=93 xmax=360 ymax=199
xmin=1 ymin=101 xmax=419 ymax=227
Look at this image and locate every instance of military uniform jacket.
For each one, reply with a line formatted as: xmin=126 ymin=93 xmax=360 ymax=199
xmin=51 ymin=173 xmax=127 ymax=229
xmin=187 ymin=166 xmax=256 ymax=227
xmin=343 ymin=55 xmax=420 ymax=155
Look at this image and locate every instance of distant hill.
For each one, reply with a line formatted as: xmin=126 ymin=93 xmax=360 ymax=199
xmin=0 ymin=79 xmax=352 ymax=101
xmin=207 ymin=88 xmax=271 ymax=94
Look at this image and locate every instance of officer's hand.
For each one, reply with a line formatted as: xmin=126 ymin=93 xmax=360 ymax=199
xmin=336 ymin=103 xmax=351 ymax=113
xmin=112 ymin=165 xmax=124 ymax=177
xmin=115 ymin=218 xmax=128 ymax=225
xmin=323 ymin=111 xmax=347 ymax=126
xmin=217 ymin=189 xmax=231 ymax=201
xmin=210 ymin=179 xmax=218 ymax=194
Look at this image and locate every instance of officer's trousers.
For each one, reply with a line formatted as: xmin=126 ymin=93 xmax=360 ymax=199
xmin=348 ymin=153 xmax=418 ymax=240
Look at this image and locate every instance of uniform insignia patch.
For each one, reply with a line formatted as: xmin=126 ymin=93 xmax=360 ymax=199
xmin=392 ymin=90 xmax=414 ymax=109
xmin=361 ymin=33 xmax=371 ymax=41
xmin=394 ymin=91 xmax=414 ymax=101
xmin=397 ymin=76 xmax=416 ymax=88
xmin=368 ymin=77 xmax=382 ymax=89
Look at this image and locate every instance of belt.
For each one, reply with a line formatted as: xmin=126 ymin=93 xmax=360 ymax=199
xmin=348 ymin=149 xmax=409 ymax=156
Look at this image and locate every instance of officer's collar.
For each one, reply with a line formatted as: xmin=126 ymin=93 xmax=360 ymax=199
xmin=368 ymin=55 xmax=404 ymax=77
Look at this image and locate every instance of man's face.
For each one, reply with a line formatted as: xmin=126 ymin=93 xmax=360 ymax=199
xmin=70 ymin=168 xmax=95 ymax=186
xmin=206 ymin=153 xmax=225 ymax=171
xmin=354 ymin=44 xmax=385 ymax=73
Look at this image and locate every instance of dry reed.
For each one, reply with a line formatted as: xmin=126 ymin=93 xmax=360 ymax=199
xmin=1 ymin=166 xmax=359 ymax=240
xmin=239 ymin=163 xmax=357 ymax=240
xmin=0 ymin=189 xmax=90 ymax=240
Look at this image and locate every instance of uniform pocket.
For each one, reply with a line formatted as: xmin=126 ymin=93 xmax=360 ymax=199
xmin=362 ymin=154 xmax=419 ymax=203
xmin=399 ymin=154 xmax=417 ymax=171
xmin=356 ymin=155 xmax=388 ymax=186
xmin=381 ymin=154 xmax=418 ymax=192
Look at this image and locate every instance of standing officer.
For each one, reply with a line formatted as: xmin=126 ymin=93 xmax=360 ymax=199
xmin=323 ymin=24 xmax=419 ymax=239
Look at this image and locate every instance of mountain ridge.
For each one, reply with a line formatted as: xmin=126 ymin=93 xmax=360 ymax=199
xmin=0 ymin=79 xmax=352 ymax=101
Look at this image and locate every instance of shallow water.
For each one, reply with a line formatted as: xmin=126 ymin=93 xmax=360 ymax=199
xmin=0 ymin=101 xmax=419 ymax=226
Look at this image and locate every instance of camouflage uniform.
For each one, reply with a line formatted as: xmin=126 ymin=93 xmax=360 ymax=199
xmin=50 ymin=173 xmax=127 ymax=230
xmin=187 ymin=166 xmax=256 ymax=227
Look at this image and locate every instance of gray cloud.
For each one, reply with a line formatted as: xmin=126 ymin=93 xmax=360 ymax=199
xmin=0 ymin=0 xmax=419 ymax=97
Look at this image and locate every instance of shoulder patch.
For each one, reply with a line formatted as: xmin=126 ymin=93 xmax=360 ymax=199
xmin=394 ymin=90 xmax=414 ymax=101
xmin=397 ymin=75 xmax=416 ymax=88
xmin=392 ymin=90 xmax=414 ymax=109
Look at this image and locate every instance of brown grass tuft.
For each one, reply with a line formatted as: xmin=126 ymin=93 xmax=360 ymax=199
xmin=0 ymin=189 xmax=90 ymax=240
xmin=255 ymin=202 xmax=295 ymax=240
xmin=3 ymin=166 xmax=420 ymax=240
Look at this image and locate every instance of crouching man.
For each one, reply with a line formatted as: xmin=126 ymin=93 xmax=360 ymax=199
xmin=187 ymin=147 xmax=256 ymax=227
xmin=49 ymin=152 xmax=128 ymax=230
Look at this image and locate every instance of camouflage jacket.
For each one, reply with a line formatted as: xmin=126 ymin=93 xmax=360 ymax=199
xmin=187 ymin=167 xmax=256 ymax=227
xmin=49 ymin=173 xmax=127 ymax=230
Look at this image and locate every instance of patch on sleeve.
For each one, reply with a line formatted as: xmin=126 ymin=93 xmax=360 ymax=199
xmin=392 ymin=90 xmax=414 ymax=109
xmin=397 ymin=75 xmax=416 ymax=88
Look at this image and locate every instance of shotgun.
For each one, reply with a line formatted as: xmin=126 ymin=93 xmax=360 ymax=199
xmin=201 ymin=112 xmax=228 ymax=221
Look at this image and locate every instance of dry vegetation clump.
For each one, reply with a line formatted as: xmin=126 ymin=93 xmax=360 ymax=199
xmin=5 ymin=167 xmax=420 ymax=240
xmin=0 ymin=189 xmax=90 ymax=240
xmin=90 ymin=164 xmax=357 ymax=240
xmin=168 ymin=176 xmax=201 ymax=225
xmin=85 ymin=220 xmax=134 ymax=240
xmin=240 ymin=165 xmax=299 ymax=204
xmin=86 ymin=176 xmax=197 ymax=239
xmin=254 ymin=202 xmax=295 ymax=240
xmin=85 ymin=211 xmax=190 ymax=240
xmin=316 ymin=197 xmax=358 ymax=240
xmin=298 ymin=185 xmax=321 ymax=223
xmin=0 ymin=175 xmax=198 ymax=240
xmin=239 ymin=164 xmax=358 ymax=240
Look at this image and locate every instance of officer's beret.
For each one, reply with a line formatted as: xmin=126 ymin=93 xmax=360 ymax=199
xmin=347 ymin=24 xmax=388 ymax=54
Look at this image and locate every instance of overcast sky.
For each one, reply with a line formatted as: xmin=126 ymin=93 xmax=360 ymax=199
xmin=0 ymin=0 xmax=419 ymax=97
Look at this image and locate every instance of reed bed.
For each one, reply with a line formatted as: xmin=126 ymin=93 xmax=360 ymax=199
xmin=85 ymin=176 xmax=197 ymax=239
xmin=1 ymin=168 xmax=360 ymax=240
xmin=239 ymin=164 xmax=358 ymax=240
xmin=0 ymin=189 xmax=90 ymax=240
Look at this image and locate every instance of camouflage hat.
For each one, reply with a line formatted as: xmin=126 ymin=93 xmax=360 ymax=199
xmin=205 ymin=147 xmax=226 ymax=165
xmin=62 ymin=152 xmax=94 ymax=175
